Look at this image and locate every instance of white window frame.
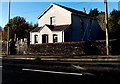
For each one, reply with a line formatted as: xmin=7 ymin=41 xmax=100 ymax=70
xmin=34 ymin=35 xmax=38 ymax=44
xmin=53 ymin=34 xmax=58 ymax=43
xmin=50 ymin=16 xmax=56 ymax=25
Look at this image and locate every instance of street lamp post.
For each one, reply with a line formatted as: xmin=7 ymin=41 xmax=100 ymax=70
xmin=7 ymin=0 xmax=10 ymax=55
xmin=104 ymin=0 xmax=109 ymax=55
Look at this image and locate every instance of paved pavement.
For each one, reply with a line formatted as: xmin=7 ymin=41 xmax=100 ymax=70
xmin=2 ymin=55 xmax=120 ymax=61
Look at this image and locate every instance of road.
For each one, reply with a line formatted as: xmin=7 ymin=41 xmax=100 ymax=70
xmin=1 ymin=58 xmax=120 ymax=84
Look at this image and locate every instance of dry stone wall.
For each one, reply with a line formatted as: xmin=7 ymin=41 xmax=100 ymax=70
xmin=28 ymin=40 xmax=118 ymax=56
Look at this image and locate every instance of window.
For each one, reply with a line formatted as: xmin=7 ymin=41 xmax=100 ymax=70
xmin=50 ymin=16 xmax=55 ymax=25
xmin=53 ymin=34 xmax=58 ymax=43
xmin=34 ymin=35 xmax=38 ymax=43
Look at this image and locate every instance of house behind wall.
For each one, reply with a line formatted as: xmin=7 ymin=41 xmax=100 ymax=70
xmin=30 ymin=3 xmax=102 ymax=44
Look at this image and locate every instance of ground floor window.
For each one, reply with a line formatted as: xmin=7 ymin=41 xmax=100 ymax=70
xmin=42 ymin=34 xmax=48 ymax=43
xmin=53 ymin=34 xmax=58 ymax=43
xmin=34 ymin=35 xmax=38 ymax=43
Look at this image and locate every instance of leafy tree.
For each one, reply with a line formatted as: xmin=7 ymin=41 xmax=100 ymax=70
xmin=89 ymin=8 xmax=99 ymax=17
xmin=0 ymin=26 xmax=2 ymax=32
xmin=109 ymin=9 xmax=120 ymax=31
xmin=33 ymin=23 xmax=38 ymax=29
xmin=9 ymin=16 xmax=27 ymax=40
xmin=118 ymin=19 xmax=120 ymax=25
xmin=89 ymin=9 xmax=106 ymax=31
xmin=0 ymin=26 xmax=2 ymax=40
xmin=2 ymin=25 xmax=8 ymax=41
xmin=96 ymin=12 xmax=106 ymax=31
xmin=90 ymin=9 xmax=120 ymax=31
xmin=2 ymin=16 xmax=35 ymax=41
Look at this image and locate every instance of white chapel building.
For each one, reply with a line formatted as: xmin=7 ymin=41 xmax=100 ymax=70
xmin=30 ymin=3 xmax=102 ymax=44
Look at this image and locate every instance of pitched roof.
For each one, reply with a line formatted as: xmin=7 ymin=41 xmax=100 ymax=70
xmin=38 ymin=3 xmax=89 ymax=19
xmin=54 ymin=3 xmax=88 ymax=16
xmin=31 ymin=25 xmax=70 ymax=32
xmin=46 ymin=25 xmax=69 ymax=31
xmin=31 ymin=27 xmax=42 ymax=32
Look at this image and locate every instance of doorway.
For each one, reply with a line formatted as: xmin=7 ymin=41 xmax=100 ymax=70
xmin=42 ymin=34 xmax=48 ymax=43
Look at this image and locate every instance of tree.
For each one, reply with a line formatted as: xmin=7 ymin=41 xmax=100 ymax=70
xmin=33 ymin=23 xmax=38 ymax=29
xmin=9 ymin=16 xmax=27 ymax=40
xmin=0 ymin=26 xmax=2 ymax=40
xmin=2 ymin=16 xmax=35 ymax=41
xmin=0 ymin=26 xmax=2 ymax=32
xmin=109 ymin=9 xmax=120 ymax=31
xmin=89 ymin=8 xmax=99 ymax=17
xmin=96 ymin=12 xmax=106 ymax=31
xmin=3 ymin=16 xmax=34 ymax=40
xmin=2 ymin=25 xmax=8 ymax=41
xmin=89 ymin=9 xmax=106 ymax=31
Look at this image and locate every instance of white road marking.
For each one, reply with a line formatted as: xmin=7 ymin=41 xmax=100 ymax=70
xmin=12 ymin=58 xmax=36 ymax=60
xmin=72 ymin=65 xmax=86 ymax=70
xmin=22 ymin=68 xmax=83 ymax=76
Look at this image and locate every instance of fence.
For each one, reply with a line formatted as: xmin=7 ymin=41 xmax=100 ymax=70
xmin=1 ymin=39 xmax=28 ymax=55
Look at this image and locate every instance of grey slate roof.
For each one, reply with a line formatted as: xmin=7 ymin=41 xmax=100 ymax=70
xmin=46 ymin=24 xmax=70 ymax=31
xmin=31 ymin=24 xmax=70 ymax=32
xmin=54 ymin=3 xmax=88 ymax=16
xmin=38 ymin=3 xmax=89 ymax=19
xmin=31 ymin=27 xmax=42 ymax=32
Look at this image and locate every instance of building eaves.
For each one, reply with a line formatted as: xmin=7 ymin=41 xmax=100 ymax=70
xmin=46 ymin=24 xmax=70 ymax=31
xmin=31 ymin=27 xmax=42 ymax=32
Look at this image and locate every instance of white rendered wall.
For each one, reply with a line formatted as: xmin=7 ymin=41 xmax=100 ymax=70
xmin=38 ymin=4 xmax=71 ymax=27
xmin=39 ymin=26 xmax=64 ymax=44
xmin=30 ymin=32 xmax=40 ymax=44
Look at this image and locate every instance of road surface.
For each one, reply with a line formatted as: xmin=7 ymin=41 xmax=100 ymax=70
xmin=1 ymin=58 xmax=120 ymax=84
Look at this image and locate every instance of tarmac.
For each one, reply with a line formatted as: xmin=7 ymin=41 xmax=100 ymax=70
xmin=1 ymin=55 xmax=120 ymax=84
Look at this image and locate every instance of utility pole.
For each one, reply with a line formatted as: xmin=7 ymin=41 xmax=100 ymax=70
xmin=7 ymin=0 xmax=10 ymax=55
xmin=104 ymin=0 xmax=109 ymax=55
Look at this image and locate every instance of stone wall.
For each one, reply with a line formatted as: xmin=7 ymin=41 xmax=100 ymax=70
xmin=111 ymin=40 xmax=120 ymax=55
xmin=2 ymin=41 xmax=7 ymax=55
xmin=28 ymin=40 xmax=119 ymax=56
xmin=2 ymin=40 xmax=119 ymax=56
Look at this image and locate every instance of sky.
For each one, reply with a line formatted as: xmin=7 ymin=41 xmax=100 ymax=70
xmin=1 ymin=1 xmax=119 ymax=28
xmin=1 ymin=0 xmax=120 ymax=2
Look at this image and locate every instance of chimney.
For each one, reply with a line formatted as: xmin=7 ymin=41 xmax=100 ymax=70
xmin=82 ymin=8 xmax=86 ymax=13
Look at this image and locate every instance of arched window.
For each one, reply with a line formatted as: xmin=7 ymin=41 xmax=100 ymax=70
xmin=53 ymin=34 xmax=58 ymax=43
xmin=34 ymin=35 xmax=38 ymax=43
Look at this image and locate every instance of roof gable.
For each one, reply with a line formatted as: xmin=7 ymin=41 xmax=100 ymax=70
xmin=40 ymin=25 xmax=52 ymax=33
xmin=38 ymin=4 xmax=54 ymax=19
xmin=38 ymin=3 xmax=89 ymax=19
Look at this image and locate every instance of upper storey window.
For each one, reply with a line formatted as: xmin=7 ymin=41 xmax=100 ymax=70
xmin=50 ymin=16 xmax=56 ymax=25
